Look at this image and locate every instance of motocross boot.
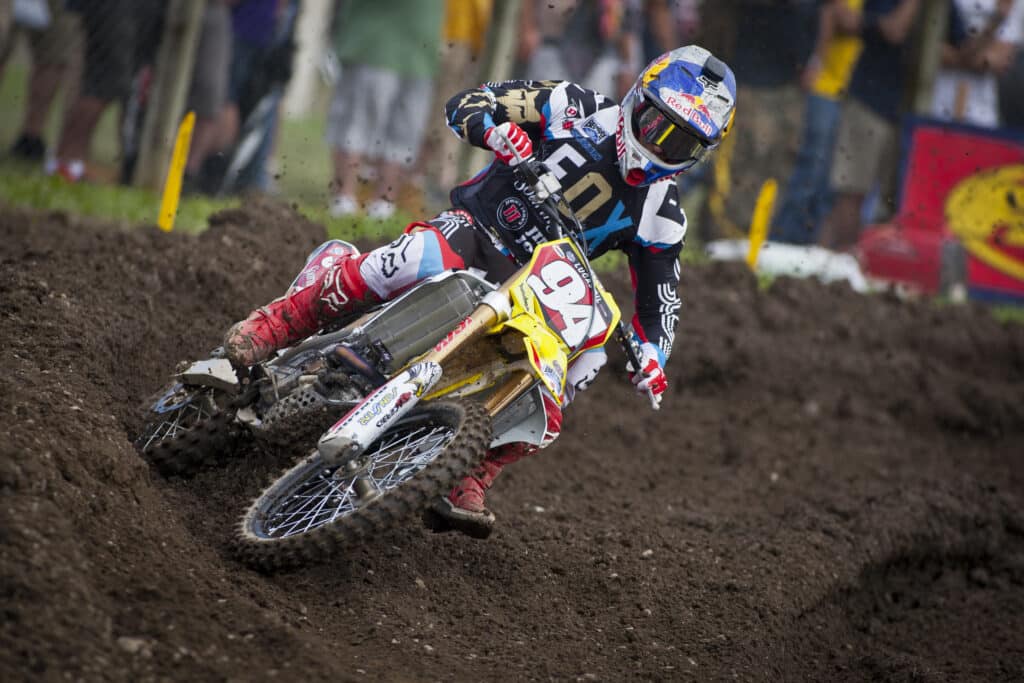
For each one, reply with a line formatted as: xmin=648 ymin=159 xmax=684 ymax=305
xmin=422 ymin=392 xmax=563 ymax=539
xmin=224 ymin=251 xmax=378 ymax=366
xmin=422 ymin=442 xmax=538 ymax=539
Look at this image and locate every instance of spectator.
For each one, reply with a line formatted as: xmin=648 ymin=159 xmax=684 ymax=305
xmin=711 ymin=0 xmax=817 ymax=239
xmin=640 ymin=0 xmax=684 ymax=64
xmin=932 ymin=0 xmax=1024 ymax=129
xmin=1000 ymin=43 xmax=1024 ymax=126
xmin=50 ymin=0 xmax=162 ymax=182
xmin=194 ymin=0 xmax=297 ymax=194
xmin=818 ymin=0 xmax=922 ymax=252
xmin=771 ymin=0 xmax=864 ymax=245
xmin=232 ymin=0 xmax=298 ymax=193
xmin=221 ymin=0 xmax=279 ymax=151
xmin=183 ymin=1 xmax=234 ymax=186
xmin=517 ymin=0 xmax=642 ymax=99
xmin=327 ymin=0 xmax=444 ymax=219
xmin=0 ymin=1 xmax=11 ymax=64
xmin=1 ymin=0 xmax=82 ymax=162
xmin=420 ymin=0 xmax=492 ymax=203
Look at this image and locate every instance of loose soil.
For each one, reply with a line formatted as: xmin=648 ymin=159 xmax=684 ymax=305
xmin=2 ymin=199 xmax=1022 ymax=682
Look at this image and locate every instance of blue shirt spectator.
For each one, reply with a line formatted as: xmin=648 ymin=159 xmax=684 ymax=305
xmin=847 ymin=0 xmax=913 ymax=122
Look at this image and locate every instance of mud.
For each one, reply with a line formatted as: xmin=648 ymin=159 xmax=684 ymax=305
xmin=2 ymin=198 xmax=1022 ymax=681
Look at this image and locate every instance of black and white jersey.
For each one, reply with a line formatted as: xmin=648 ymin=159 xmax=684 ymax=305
xmin=446 ymin=79 xmax=684 ymax=364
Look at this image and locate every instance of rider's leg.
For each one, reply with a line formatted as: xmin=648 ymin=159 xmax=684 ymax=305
xmin=425 ymin=391 xmax=563 ymax=539
xmin=224 ymin=244 xmax=378 ymax=366
xmin=426 ymin=349 xmax=607 ymax=538
xmin=224 ymin=213 xmax=474 ymax=366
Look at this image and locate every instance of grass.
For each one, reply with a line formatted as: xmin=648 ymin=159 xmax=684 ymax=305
xmin=0 ymin=161 xmax=233 ymax=231
xmin=0 ymin=158 xmax=416 ymax=242
xmin=991 ymin=305 xmax=1024 ymax=325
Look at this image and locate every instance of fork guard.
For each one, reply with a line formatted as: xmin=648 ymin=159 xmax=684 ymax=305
xmin=316 ymin=361 xmax=443 ymax=465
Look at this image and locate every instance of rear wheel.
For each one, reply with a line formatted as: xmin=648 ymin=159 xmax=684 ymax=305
xmin=135 ymin=382 xmax=242 ymax=476
xmin=234 ymin=400 xmax=490 ymax=571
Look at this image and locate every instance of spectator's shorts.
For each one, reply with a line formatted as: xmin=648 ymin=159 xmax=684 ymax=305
xmin=187 ymin=2 xmax=231 ymax=119
xmin=227 ymin=37 xmax=264 ymax=105
xmin=830 ymin=97 xmax=898 ymax=196
xmin=79 ymin=0 xmax=161 ymax=101
xmin=326 ymin=63 xmax=432 ymax=166
xmin=29 ymin=0 xmax=83 ymax=66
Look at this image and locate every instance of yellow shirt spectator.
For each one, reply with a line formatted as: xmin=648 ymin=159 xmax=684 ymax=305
xmin=445 ymin=0 xmax=493 ymax=56
xmin=813 ymin=0 xmax=865 ymax=98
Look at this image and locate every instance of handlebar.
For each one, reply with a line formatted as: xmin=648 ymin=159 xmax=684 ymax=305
xmin=615 ymin=326 xmax=662 ymax=411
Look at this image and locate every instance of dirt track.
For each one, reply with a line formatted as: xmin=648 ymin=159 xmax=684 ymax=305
xmin=2 ymin=198 xmax=1023 ymax=682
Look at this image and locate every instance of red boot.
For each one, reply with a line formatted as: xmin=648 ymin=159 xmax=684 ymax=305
xmin=424 ymin=442 xmax=537 ymax=539
xmin=423 ymin=393 xmax=563 ymax=539
xmin=224 ymin=250 xmax=378 ymax=366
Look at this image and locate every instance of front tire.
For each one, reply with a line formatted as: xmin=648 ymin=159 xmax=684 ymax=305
xmin=234 ymin=400 xmax=490 ymax=571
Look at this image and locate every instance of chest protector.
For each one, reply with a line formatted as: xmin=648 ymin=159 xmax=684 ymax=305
xmin=451 ymin=127 xmax=648 ymax=264
xmin=449 ymin=162 xmax=562 ymax=265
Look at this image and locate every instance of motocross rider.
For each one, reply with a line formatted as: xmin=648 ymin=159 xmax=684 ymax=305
xmin=224 ymin=46 xmax=737 ymax=539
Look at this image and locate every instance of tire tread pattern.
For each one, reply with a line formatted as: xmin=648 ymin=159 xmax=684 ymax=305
xmin=137 ymin=391 xmax=243 ymax=477
xmin=233 ymin=401 xmax=491 ymax=572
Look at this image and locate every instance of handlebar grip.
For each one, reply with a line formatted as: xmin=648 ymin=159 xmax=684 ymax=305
xmin=616 ymin=322 xmax=661 ymax=412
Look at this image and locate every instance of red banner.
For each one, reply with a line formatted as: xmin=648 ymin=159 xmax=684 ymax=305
xmin=859 ymin=119 xmax=1024 ymax=302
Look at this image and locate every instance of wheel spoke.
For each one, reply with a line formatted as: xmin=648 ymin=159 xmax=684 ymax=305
xmin=270 ymin=472 xmax=357 ymax=536
xmin=269 ymin=471 xmax=336 ymax=534
xmin=139 ymin=388 xmax=216 ymax=452
xmin=258 ymin=419 xmax=457 ymax=539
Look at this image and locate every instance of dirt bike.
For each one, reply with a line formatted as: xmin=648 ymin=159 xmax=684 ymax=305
xmin=136 ymin=155 xmax=659 ymax=571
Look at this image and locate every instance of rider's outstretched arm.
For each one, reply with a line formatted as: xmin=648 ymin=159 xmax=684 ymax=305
xmin=444 ymin=80 xmax=564 ymax=148
xmin=626 ymin=181 xmax=686 ymax=369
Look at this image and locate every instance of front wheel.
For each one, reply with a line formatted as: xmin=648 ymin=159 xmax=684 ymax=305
xmin=233 ymin=400 xmax=491 ymax=571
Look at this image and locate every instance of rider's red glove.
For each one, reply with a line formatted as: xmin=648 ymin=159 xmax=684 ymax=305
xmin=628 ymin=342 xmax=668 ymax=398
xmin=484 ymin=122 xmax=533 ymax=165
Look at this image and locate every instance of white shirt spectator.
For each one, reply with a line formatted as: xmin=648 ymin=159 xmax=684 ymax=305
xmin=932 ymin=0 xmax=1024 ymax=128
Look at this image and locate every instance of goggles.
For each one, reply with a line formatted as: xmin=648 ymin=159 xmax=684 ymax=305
xmin=631 ymin=95 xmax=710 ymax=168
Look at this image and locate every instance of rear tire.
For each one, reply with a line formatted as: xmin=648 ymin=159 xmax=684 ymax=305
xmin=234 ymin=400 xmax=490 ymax=571
xmin=135 ymin=382 xmax=242 ymax=476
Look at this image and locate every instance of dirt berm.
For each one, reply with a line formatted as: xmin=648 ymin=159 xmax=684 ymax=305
xmin=2 ymin=198 xmax=1023 ymax=682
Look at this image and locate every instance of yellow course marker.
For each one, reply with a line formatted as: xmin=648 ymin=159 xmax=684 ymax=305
xmin=708 ymin=130 xmax=742 ymax=238
xmin=157 ymin=111 xmax=196 ymax=232
xmin=746 ymin=178 xmax=777 ymax=271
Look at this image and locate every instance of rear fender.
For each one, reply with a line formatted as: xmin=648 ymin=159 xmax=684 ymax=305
xmin=177 ymin=358 xmax=240 ymax=394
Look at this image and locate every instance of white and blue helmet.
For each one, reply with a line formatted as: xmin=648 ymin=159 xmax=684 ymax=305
xmin=617 ymin=45 xmax=737 ymax=187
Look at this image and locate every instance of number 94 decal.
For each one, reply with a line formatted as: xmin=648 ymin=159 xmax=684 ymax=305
xmin=514 ymin=240 xmax=619 ymax=355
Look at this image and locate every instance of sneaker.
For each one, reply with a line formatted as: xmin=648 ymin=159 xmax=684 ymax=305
xmin=366 ymin=199 xmax=396 ymax=220
xmin=329 ymin=194 xmax=359 ymax=218
xmin=54 ymin=159 xmax=85 ymax=183
xmin=10 ymin=134 xmax=46 ymax=162
xmin=421 ymin=496 xmax=496 ymax=539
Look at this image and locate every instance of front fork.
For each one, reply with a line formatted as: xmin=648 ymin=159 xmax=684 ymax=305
xmin=316 ymin=288 xmax=515 ymax=467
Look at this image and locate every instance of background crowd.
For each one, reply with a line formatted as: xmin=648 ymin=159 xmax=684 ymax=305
xmin=1 ymin=0 xmax=1022 ymax=252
